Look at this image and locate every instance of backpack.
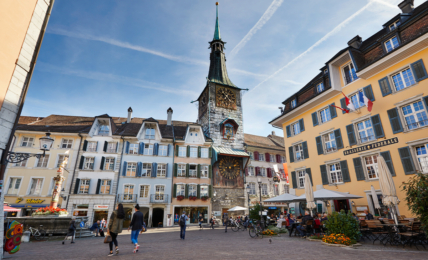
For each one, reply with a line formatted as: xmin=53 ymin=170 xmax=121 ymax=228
xmin=179 ymin=215 xmax=185 ymax=227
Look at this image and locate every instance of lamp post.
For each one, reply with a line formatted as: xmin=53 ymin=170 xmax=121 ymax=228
xmin=246 ymin=184 xmax=251 ymax=210
xmin=257 ymin=177 xmax=264 ymax=228
xmin=4 ymin=132 xmax=54 ymax=163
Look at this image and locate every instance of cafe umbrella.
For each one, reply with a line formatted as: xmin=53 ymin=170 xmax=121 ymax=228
xmin=377 ymin=155 xmax=400 ymax=225
xmin=305 ymin=173 xmax=316 ymax=216
xmin=370 ymin=185 xmax=382 ymax=216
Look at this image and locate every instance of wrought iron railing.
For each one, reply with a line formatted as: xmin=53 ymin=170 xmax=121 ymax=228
xmin=325 ymin=147 xmax=337 ymax=153
xmin=117 ymin=194 xmax=137 ymax=203
xmin=150 ymin=194 xmax=168 ymax=203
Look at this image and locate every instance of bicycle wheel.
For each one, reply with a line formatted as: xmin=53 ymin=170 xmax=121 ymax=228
xmin=34 ymin=231 xmax=41 ymax=241
xmin=249 ymin=227 xmax=257 ymax=238
xmin=231 ymin=223 xmax=238 ymax=232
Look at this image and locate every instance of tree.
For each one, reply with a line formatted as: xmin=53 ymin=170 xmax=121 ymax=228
xmin=401 ymin=172 xmax=428 ymax=234
xmin=249 ymin=203 xmax=262 ymax=221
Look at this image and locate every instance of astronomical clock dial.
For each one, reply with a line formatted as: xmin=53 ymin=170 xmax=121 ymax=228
xmin=216 ymin=86 xmax=236 ymax=109
xmin=219 ymin=156 xmax=240 ymax=180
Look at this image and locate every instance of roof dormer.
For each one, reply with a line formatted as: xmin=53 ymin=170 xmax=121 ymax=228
xmin=184 ymin=125 xmax=205 ymax=144
xmin=137 ymin=118 xmax=162 ymax=141
xmin=89 ymin=115 xmax=114 ymax=137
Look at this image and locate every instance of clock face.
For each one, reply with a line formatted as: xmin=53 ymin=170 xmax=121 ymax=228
xmin=216 ymin=86 xmax=236 ymax=109
xmin=219 ymin=156 xmax=240 ymax=180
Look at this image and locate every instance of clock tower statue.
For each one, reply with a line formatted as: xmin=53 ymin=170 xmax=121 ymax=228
xmin=197 ymin=2 xmax=249 ymax=215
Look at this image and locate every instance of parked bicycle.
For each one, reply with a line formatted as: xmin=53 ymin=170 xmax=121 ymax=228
xmin=28 ymin=225 xmax=46 ymax=241
xmin=249 ymin=220 xmax=264 ymax=238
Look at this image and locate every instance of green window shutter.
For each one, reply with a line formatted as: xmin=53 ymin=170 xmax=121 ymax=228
xmin=302 ymin=141 xmax=309 ymax=159
xmin=79 ymin=156 xmax=84 ymax=169
xmin=329 ymin=103 xmax=337 ymax=119
xmin=82 ymin=140 xmax=88 ymax=151
xmin=96 ymin=179 xmax=101 ymax=194
xmin=370 ymin=114 xmax=385 ymax=139
xmin=306 ymin=168 xmax=313 ymax=185
xmin=423 ymin=96 xmax=428 ymax=112
xmin=340 ymin=160 xmax=351 ymax=182
xmin=380 ymin=151 xmax=396 ymax=176
xmin=174 ymin=163 xmax=178 ymax=177
xmin=197 ymin=164 xmax=201 ymax=178
xmin=286 ymin=125 xmax=291 ymax=138
xmin=100 ymin=156 xmax=105 ymax=170
xmin=209 ymin=185 xmax=212 ymax=198
xmin=175 ymin=145 xmax=179 ymax=156
xmin=288 ymin=146 xmax=294 ymax=163
xmin=311 ymin=112 xmax=319 ymax=126
xmin=398 ymin=147 xmax=416 ymax=175
xmin=340 ymin=98 xmax=347 ymax=114
xmin=187 ymin=145 xmax=190 ymax=157
xmin=387 ymin=108 xmax=404 ymax=134
xmin=74 ymin=178 xmax=80 ymax=194
xmin=320 ymin=165 xmax=329 ymax=185
xmin=346 ymin=124 xmax=357 ymax=146
xmin=197 ymin=184 xmax=201 ymax=198
xmin=209 ymin=147 xmax=213 ymax=158
xmin=334 ymin=129 xmax=344 ymax=149
xmin=378 ymin=77 xmax=392 ymax=97
xmin=299 ymin=119 xmax=305 ymax=132
xmin=353 ymin=157 xmax=365 ymax=181
xmin=410 ymin=59 xmax=428 ymax=82
xmin=209 ymin=165 xmax=212 ymax=178
xmin=186 ymin=163 xmax=190 ymax=178
xmin=173 ymin=184 xmax=177 ymax=198
xmin=363 ymin=84 xmax=375 ymax=101
xmin=185 ymin=184 xmax=189 ymax=198
xmin=198 ymin=146 xmax=201 ymax=158
xmin=291 ymin=171 xmax=297 ymax=189
xmin=103 ymin=141 xmax=108 ymax=152
xmin=316 ymin=136 xmax=324 ymax=155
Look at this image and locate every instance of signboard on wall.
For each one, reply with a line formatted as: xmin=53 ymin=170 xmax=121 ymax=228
xmin=213 ymin=211 xmax=221 ymax=216
xmin=343 ymin=137 xmax=398 ymax=156
xmin=94 ymin=205 xmax=109 ymax=210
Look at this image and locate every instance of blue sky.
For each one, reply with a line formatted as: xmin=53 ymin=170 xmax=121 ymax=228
xmin=23 ymin=0 xmax=424 ymax=137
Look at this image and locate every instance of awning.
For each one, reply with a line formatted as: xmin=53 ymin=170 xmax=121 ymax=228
xmin=263 ymin=193 xmax=298 ymax=203
xmin=3 ymin=205 xmax=21 ymax=212
xmin=9 ymin=204 xmax=49 ymax=208
xmin=212 ymin=146 xmax=249 ymax=157
xmin=228 ymin=206 xmax=248 ymax=211
xmin=293 ymin=189 xmax=363 ymax=201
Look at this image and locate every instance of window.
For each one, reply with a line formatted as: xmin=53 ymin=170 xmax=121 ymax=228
xmin=106 ymin=143 xmax=116 ymax=153
xmin=155 ymin=185 xmax=164 ymax=200
xmin=224 ymin=123 xmax=234 ymax=139
xmin=248 ymin=167 xmax=254 ymax=176
xmin=57 ymin=155 xmax=69 ymax=168
xmin=281 ymin=156 xmax=286 ymax=163
xmin=99 ymin=125 xmax=110 ymax=135
xmin=61 ymin=139 xmax=73 ymax=149
xmin=144 ymin=144 xmax=153 ymax=155
xmin=157 ymin=164 xmax=166 ymax=177
xmin=145 ymin=127 xmax=155 ymax=139
xmin=291 ymin=121 xmax=301 ymax=136
xmin=319 ymin=107 xmax=332 ymax=124
xmin=200 ymin=185 xmax=209 ymax=197
xmin=189 ymin=165 xmax=197 ymax=178
xmin=201 ymin=165 xmax=209 ymax=178
xmin=141 ymin=163 xmax=151 ymax=177
xmin=270 ymin=154 xmax=276 ymax=163
xmin=402 ymin=101 xmax=428 ymax=130
xmin=36 ymin=155 xmax=50 ymax=168
xmin=178 ymin=147 xmax=186 ymax=157
xmin=21 ymin=137 xmax=34 ymax=147
xmin=389 ymin=20 xmax=400 ymax=31
xmin=261 ymin=184 xmax=268 ymax=196
xmin=29 ymin=178 xmax=43 ymax=195
xmin=139 ymin=185 xmax=149 ymax=198
xmin=248 ymin=183 xmax=256 ymax=195
xmin=14 ymin=159 xmax=27 ymax=167
xmin=201 ymin=148 xmax=209 ymax=158
xmin=79 ymin=179 xmax=90 ymax=194
xmin=291 ymin=99 xmax=297 ymax=108
xmin=259 ymin=153 xmax=265 ymax=161
xmin=83 ymin=157 xmax=94 ymax=170
xmin=124 ymin=185 xmax=134 ymax=200
xmin=190 ymin=147 xmax=197 ymax=158
xmin=323 ymin=132 xmax=337 ymax=153
xmin=176 ymin=184 xmax=185 ymax=196
xmin=159 ymin=145 xmax=168 ymax=156
xmin=316 ymin=82 xmax=325 ymax=93
xmin=177 ymin=164 xmax=186 ymax=177
xmin=260 ymin=168 xmax=266 ymax=177
xmin=329 ymin=163 xmax=343 ymax=184
xmin=283 ymin=185 xmax=289 ymax=194
xmin=364 ymin=155 xmax=379 ymax=179
xmin=342 ymin=62 xmax=358 ymax=85
xmin=356 ymin=119 xmax=375 ymax=143
xmin=7 ymin=178 xmax=21 ymax=195
xmin=129 ymin=144 xmax=138 ymax=154
xmin=385 ymin=36 xmax=399 ymax=53
xmin=188 ymin=184 xmax=197 ymax=197
xmin=87 ymin=141 xmax=97 ymax=152
xmin=126 ymin=162 xmax=137 ymax=177
xmin=294 ymin=144 xmax=304 ymax=161
xmin=350 ymin=93 xmax=363 ymax=110
xmin=273 ymin=185 xmax=279 ymax=196
xmin=415 ymin=145 xmax=428 ymax=173
xmin=248 ymin=152 xmax=254 ymax=160
xmin=391 ymin=68 xmax=416 ymax=91
xmin=49 ymin=179 xmax=56 ymax=195
xmin=104 ymin=158 xmax=115 ymax=170
xmin=100 ymin=180 xmax=111 ymax=194
xmin=297 ymin=170 xmax=305 ymax=188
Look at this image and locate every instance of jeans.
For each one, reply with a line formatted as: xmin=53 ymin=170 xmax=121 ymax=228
xmin=296 ymin=225 xmax=306 ymax=236
xmin=180 ymin=226 xmax=186 ymax=239
xmin=131 ymin=229 xmax=140 ymax=244
xmin=109 ymin=232 xmax=118 ymax=251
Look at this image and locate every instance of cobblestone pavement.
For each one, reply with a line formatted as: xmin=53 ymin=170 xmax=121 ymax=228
xmin=14 ymin=226 xmax=428 ymax=260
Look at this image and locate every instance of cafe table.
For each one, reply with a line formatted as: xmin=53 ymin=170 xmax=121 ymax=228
xmin=376 ymin=223 xmax=408 ymax=246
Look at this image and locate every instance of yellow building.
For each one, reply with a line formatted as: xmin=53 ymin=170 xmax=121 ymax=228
xmin=270 ymin=0 xmax=428 ymax=217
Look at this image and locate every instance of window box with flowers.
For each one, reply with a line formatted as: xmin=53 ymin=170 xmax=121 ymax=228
xmin=177 ymin=195 xmax=184 ymax=201
xmin=201 ymin=196 xmax=209 ymax=201
xmin=188 ymin=196 xmax=197 ymax=201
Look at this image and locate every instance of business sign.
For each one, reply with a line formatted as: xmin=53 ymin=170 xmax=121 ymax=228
xmin=268 ymin=207 xmax=277 ymax=210
xmin=94 ymin=205 xmax=109 ymax=210
xmin=343 ymin=137 xmax=398 ymax=156
xmin=273 ymin=176 xmax=280 ymax=182
xmin=26 ymin=199 xmax=45 ymax=204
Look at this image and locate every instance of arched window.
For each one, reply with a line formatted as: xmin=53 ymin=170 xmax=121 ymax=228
xmin=223 ymin=123 xmax=234 ymax=139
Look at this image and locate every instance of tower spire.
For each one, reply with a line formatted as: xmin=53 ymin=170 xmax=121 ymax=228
xmin=214 ymin=2 xmax=221 ymax=40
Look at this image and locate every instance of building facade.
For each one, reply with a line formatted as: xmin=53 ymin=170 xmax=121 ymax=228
xmin=270 ymin=0 xmax=428 ymax=217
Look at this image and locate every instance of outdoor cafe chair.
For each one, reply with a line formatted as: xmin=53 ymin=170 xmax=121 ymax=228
xmin=399 ymin=222 xmax=426 ymax=250
xmin=359 ymin=220 xmax=372 ymax=241
xmin=366 ymin=220 xmax=388 ymax=245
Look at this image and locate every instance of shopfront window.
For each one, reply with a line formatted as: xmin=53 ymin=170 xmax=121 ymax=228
xmin=174 ymin=207 xmax=208 ymax=224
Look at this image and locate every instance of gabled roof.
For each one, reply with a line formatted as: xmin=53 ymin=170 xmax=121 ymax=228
xmin=244 ymin=133 xmax=285 ymax=150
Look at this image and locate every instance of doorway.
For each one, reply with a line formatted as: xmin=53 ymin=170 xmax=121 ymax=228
xmin=139 ymin=207 xmax=149 ymax=225
xmin=123 ymin=208 xmax=133 ymax=228
xmin=93 ymin=210 xmax=108 ymax=224
xmin=152 ymin=208 xmax=164 ymax=227
xmin=334 ymin=200 xmax=350 ymax=213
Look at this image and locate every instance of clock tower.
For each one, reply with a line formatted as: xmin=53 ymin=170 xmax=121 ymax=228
xmin=197 ymin=2 xmax=249 ymax=215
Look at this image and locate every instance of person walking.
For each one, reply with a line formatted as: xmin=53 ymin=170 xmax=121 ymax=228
xmin=101 ymin=218 xmax=106 ymax=229
xmin=209 ymin=216 xmax=215 ymax=229
xmin=62 ymin=218 xmax=76 ymax=245
xmin=128 ymin=204 xmax=144 ymax=253
xmin=179 ymin=211 xmax=189 ymax=240
xmin=107 ymin=203 xmax=125 ymax=257
xmin=223 ymin=214 xmax=229 ymax=233
xmin=198 ymin=214 xmax=204 ymax=230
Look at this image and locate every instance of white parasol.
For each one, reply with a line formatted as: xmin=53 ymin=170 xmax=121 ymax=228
xmin=305 ymin=173 xmax=316 ymax=215
xmin=377 ymin=155 xmax=400 ymax=224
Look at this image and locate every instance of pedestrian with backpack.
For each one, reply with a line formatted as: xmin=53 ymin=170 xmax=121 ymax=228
xmin=179 ymin=211 xmax=189 ymax=240
xmin=128 ymin=204 xmax=144 ymax=253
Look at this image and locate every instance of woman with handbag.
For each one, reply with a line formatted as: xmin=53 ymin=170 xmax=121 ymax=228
xmin=107 ymin=203 xmax=125 ymax=256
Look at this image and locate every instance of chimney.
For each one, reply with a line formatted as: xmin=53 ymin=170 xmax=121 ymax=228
xmin=398 ymin=0 xmax=414 ymax=13
xmin=127 ymin=107 xmax=133 ymax=123
xmin=167 ymin=107 xmax=173 ymax=125
xmin=347 ymin=35 xmax=362 ymax=49
xmin=271 ymin=131 xmax=276 ymax=136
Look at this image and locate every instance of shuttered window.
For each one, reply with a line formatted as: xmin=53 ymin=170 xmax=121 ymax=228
xmin=328 ymin=163 xmax=343 ymax=184
xmin=415 ymin=144 xmax=428 ymax=173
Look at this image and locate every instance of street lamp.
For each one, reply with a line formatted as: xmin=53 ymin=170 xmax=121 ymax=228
xmin=6 ymin=132 xmax=54 ymax=163
xmin=257 ymin=176 xmax=264 ymax=228
xmin=246 ymin=184 xmax=251 ymax=209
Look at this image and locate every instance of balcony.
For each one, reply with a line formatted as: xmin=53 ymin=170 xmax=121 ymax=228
xmin=150 ymin=194 xmax=168 ymax=204
xmin=117 ymin=194 xmax=137 ymax=203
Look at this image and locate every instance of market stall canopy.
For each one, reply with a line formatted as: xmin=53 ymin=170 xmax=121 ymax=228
xmin=263 ymin=193 xmax=298 ymax=203
xmin=227 ymin=206 xmax=248 ymax=211
xmin=293 ymin=189 xmax=363 ymax=201
xmin=4 ymin=205 xmax=21 ymax=212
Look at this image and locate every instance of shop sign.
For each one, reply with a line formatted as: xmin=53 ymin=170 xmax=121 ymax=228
xmin=343 ymin=137 xmax=398 ymax=156
xmin=213 ymin=211 xmax=221 ymax=216
xmin=94 ymin=205 xmax=109 ymax=210
xmin=16 ymin=197 xmax=24 ymax=203
xmin=26 ymin=199 xmax=45 ymax=204
xmin=268 ymin=207 xmax=277 ymax=209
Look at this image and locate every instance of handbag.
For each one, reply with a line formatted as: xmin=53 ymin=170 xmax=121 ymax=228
xmin=104 ymin=235 xmax=112 ymax=243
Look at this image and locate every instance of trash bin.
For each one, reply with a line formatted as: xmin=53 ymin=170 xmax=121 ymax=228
xmin=22 ymin=231 xmax=31 ymax=243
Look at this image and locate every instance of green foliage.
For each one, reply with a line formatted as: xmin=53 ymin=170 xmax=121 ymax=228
xmin=324 ymin=210 xmax=361 ymax=240
xmin=249 ymin=203 xmax=261 ymax=221
xmin=401 ymin=172 xmax=428 ymax=234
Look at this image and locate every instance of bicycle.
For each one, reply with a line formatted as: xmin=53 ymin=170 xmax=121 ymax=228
xmin=28 ymin=225 xmax=46 ymax=241
xmin=249 ymin=221 xmax=263 ymax=238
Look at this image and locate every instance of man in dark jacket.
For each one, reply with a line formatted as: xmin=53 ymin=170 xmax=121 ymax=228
xmin=364 ymin=210 xmax=374 ymax=220
xmin=296 ymin=211 xmax=314 ymax=238
xmin=128 ymin=204 xmax=144 ymax=253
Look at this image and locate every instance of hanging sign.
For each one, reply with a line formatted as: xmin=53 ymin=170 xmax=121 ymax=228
xmin=343 ymin=137 xmax=398 ymax=156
